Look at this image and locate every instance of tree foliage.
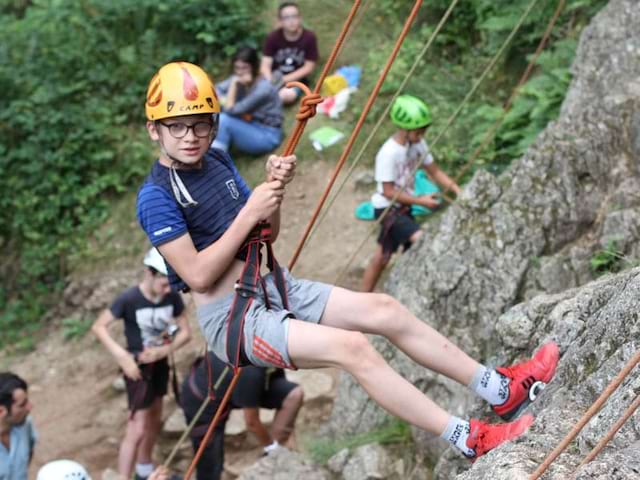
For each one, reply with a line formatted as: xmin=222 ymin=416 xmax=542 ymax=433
xmin=0 ymin=0 xmax=264 ymax=349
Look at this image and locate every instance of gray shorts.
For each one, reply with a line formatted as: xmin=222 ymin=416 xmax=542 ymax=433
xmin=197 ymin=269 xmax=332 ymax=369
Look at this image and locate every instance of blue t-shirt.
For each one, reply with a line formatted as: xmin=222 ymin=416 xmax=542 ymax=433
xmin=0 ymin=416 xmax=37 ymax=480
xmin=137 ymin=148 xmax=251 ymax=291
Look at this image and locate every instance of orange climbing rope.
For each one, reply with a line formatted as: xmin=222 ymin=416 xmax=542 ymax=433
xmin=288 ymin=0 xmax=425 ymax=271
xmin=529 ymin=349 xmax=640 ymax=480
xmin=576 ymin=393 xmax=640 ymax=470
xmin=184 ymin=371 xmax=242 ymax=480
xmin=172 ymin=3 xmax=365 ymax=478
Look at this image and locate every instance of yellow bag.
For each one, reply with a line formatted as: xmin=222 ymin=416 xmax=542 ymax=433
xmin=321 ymin=74 xmax=348 ymax=97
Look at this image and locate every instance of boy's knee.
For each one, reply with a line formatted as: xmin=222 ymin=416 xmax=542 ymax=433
xmin=339 ymin=331 xmax=379 ymax=369
xmin=126 ymin=419 xmax=146 ymax=441
xmin=374 ymin=293 xmax=401 ymax=316
xmin=285 ymin=385 xmax=304 ymax=408
xmin=372 ymin=247 xmax=388 ymax=266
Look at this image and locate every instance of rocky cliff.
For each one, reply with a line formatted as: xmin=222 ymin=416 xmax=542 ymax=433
xmin=321 ymin=0 xmax=640 ymax=478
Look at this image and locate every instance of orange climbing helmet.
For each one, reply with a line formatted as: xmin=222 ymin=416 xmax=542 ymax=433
xmin=145 ymin=61 xmax=221 ymax=121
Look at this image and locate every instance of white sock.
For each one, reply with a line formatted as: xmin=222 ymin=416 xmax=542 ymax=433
xmin=135 ymin=463 xmax=154 ymax=478
xmin=440 ymin=416 xmax=475 ymax=458
xmin=469 ymin=365 xmax=510 ymax=406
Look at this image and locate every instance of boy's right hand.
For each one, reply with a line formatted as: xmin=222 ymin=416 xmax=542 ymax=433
xmin=119 ymin=353 xmax=142 ymax=381
xmin=245 ymin=181 xmax=285 ymax=222
xmin=418 ymin=193 xmax=441 ymax=210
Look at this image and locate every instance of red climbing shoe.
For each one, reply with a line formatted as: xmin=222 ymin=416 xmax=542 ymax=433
xmin=493 ymin=342 xmax=560 ymax=421
xmin=466 ymin=414 xmax=534 ymax=459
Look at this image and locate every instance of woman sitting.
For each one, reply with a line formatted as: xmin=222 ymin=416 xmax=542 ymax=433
xmin=212 ymin=46 xmax=284 ymax=156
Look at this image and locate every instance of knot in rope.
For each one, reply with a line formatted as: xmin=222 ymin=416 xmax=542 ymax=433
xmin=287 ymin=81 xmax=322 ymax=121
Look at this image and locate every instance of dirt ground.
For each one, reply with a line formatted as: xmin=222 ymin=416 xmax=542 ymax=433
xmin=5 ymin=157 xmax=381 ymax=479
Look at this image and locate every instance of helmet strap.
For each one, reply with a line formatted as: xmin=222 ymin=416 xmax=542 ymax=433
xmin=154 ymin=126 xmax=199 ymax=208
xmin=169 ymin=161 xmax=199 ymax=208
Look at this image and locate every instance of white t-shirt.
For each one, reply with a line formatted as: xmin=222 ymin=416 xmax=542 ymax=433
xmin=371 ymin=137 xmax=434 ymax=209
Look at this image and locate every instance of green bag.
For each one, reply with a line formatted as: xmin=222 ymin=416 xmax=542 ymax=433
xmin=354 ymin=170 xmax=440 ymax=221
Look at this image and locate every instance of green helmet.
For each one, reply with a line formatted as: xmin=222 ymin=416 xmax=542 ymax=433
xmin=390 ymin=95 xmax=432 ymax=130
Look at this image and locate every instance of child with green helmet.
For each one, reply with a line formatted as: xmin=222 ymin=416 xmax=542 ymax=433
xmin=136 ymin=63 xmax=559 ymax=465
xmin=362 ymin=94 xmax=462 ymax=292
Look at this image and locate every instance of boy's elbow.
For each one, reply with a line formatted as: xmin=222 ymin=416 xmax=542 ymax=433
xmin=186 ymin=270 xmax=210 ymax=293
xmin=91 ymin=318 xmax=105 ymax=337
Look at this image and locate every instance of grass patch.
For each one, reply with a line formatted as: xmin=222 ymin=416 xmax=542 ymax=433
xmin=62 ymin=315 xmax=94 ymax=341
xmin=306 ymin=419 xmax=413 ymax=465
xmin=590 ymin=240 xmax=638 ymax=277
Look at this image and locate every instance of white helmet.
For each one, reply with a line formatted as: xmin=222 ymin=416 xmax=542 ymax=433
xmin=37 ymin=460 xmax=92 ymax=480
xmin=143 ymin=247 xmax=168 ymax=276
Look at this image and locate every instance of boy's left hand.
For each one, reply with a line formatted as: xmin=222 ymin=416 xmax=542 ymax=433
xmin=138 ymin=345 xmax=170 ymax=364
xmin=267 ymin=154 xmax=296 ymax=185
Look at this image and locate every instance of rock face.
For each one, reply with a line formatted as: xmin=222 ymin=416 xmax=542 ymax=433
xmin=323 ymin=0 xmax=640 ymax=478
xmin=237 ymin=448 xmax=331 ymax=480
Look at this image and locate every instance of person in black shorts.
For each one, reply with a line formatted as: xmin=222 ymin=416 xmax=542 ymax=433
xmin=361 ymin=95 xmax=462 ymax=292
xmin=181 ymin=352 xmax=303 ymax=480
xmin=92 ymin=248 xmax=192 ymax=480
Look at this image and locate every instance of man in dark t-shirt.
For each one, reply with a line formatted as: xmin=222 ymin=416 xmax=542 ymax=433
xmin=260 ymin=1 xmax=319 ymax=105
xmin=92 ymin=248 xmax=191 ymax=480
xmin=181 ymin=352 xmax=303 ymax=480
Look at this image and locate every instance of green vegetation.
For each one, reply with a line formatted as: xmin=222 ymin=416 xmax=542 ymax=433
xmin=61 ymin=315 xmax=93 ymax=341
xmin=589 ymin=240 xmax=636 ymax=277
xmin=0 ymin=0 xmax=608 ymax=350
xmin=306 ymin=419 xmax=413 ymax=464
xmin=0 ymin=0 xmax=264 ymax=351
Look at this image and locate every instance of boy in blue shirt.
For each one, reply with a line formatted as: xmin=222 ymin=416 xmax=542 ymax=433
xmin=0 ymin=372 xmax=37 ymax=480
xmin=136 ymin=61 xmax=559 ymax=460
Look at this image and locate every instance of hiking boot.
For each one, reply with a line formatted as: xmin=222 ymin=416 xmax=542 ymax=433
xmin=493 ymin=342 xmax=560 ymax=421
xmin=466 ymin=414 xmax=534 ymax=459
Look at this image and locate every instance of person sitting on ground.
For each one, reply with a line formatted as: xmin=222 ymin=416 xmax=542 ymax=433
xmin=180 ymin=352 xmax=303 ymax=480
xmin=260 ymin=1 xmax=319 ymax=105
xmin=92 ymin=248 xmax=192 ymax=480
xmin=212 ymin=46 xmax=283 ymax=156
xmin=361 ymin=95 xmax=462 ymax=292
xmin=137 ymin=61 xmax=560 ymax=463
xmin=0 ymin=372 xmax=36 ymax=480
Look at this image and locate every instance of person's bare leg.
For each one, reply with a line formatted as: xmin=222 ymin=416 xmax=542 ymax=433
xmin=118 ymin=409 xmax=149 ymax=479
xmin=271 ymin=385 xmax=303 ymax=445
xmin=136 ymin=397 xmax=163 ymax=465
xmin=409 ymin=230 xmax=423 ymax=243
xmin=361 ymin=245 xmax=389 ymax=292
xmin=320 ymin=288 xmax=479 ymax=385
xmin=287 ymin=320 xmax=450 ymax=435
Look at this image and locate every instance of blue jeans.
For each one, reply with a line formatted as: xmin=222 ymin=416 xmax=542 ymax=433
xmin=211 ymin=112 xmax=283 ymax=156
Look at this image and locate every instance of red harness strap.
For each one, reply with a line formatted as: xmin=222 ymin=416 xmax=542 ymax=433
xmin=224 ymin=222 xmax=289 ymax=371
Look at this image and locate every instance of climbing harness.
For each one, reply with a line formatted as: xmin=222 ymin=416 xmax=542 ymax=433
xmin=226 ymin=223 xmax=290 ymax=369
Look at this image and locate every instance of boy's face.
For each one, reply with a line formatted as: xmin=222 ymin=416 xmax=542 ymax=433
xmin=150 ymin=274 xmax=171 ymax=298
xmin=1 ymin=388 xmax=32 ymax=426
xmin=279 ymin=5 xmax=302 ymax=33
xmin=147 ymin=113 xmax=215 ymax=166
xmin=407 ymin=126 xmax=428 ymax=144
